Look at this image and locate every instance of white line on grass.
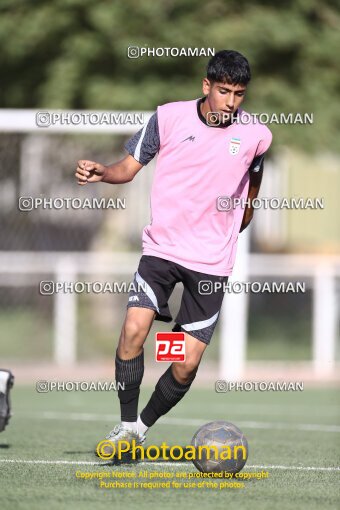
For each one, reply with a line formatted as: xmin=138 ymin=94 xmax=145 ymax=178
xmin=249 ymin=465 xmax=340 ymax=472
xmin=0 ymin=459 xmax=339 ymax=471
xmin=0 ymin=459 xmax=112 ymax=466
xmin=0 ymin=459 xmax=188 ymax=466
xmin=212 ymin=403 xmax=340 ymax=417
xmin=16 ymin=411 xmax=340 ymax=433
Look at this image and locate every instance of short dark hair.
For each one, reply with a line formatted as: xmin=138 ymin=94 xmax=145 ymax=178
xmin=207 ymin=50 xmax=251 ymax=85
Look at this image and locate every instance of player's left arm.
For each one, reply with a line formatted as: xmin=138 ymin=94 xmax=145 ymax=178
xmin=239 ymin=154 xmax=265 ymax=232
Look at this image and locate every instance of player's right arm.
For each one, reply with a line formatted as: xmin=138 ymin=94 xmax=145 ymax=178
xmin=75 ymin=112 xmax=160 ymax=186
xmin=75 ymin=155 xmax=143 ymax=186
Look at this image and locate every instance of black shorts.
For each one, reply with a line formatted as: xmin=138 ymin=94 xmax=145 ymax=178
xmin=127 ymin=255 xmax=228 ymax=345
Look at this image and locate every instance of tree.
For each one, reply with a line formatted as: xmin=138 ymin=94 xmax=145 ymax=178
xmin=0 ymin=0 xmax=339 ymax=151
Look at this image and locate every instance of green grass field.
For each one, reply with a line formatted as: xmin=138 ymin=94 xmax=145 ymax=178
xmin=0 ymin=385 xmax=339 ymax=510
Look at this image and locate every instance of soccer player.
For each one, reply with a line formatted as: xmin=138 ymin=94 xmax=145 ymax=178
xmin=75 ymin=50 xmax=272 ymax=454
xmin=0 ymin=369 xmax=14 ymax=432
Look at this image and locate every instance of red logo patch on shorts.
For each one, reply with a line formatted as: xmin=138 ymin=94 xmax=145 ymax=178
xmin=155 ymin=332 xmax=186 ymax=362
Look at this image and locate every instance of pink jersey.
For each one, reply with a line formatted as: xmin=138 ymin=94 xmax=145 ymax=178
xmin=142 ymin=99 xmax=272 ymax=276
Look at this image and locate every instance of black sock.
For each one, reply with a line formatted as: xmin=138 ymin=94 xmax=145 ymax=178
xmin=115 ymin=350 xmax=144 ymax=422
xmin=140 ymin=365 xmax=194 ymax=427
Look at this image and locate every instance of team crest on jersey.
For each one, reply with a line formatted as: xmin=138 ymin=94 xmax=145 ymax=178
xmin=229 ymin=137 xmax=241 ymax=155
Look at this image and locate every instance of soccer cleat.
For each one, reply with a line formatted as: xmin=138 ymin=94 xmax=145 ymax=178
xmin=96 ymin=423 xmax=146 ymax=458
xmin=0 ymin=369 xmax=14 ymax=432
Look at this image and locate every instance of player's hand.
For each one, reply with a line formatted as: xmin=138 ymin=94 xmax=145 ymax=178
xmin=75 ymin=160 xmax=107 ymax=185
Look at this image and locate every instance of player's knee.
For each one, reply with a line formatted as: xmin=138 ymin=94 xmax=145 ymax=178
xmin=172 ymin=360 xmax=199 ymax=385
xmin=119 ymin=317 xmax=146 ymax=351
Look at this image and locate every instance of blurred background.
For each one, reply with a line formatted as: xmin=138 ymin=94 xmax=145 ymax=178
xmin=0 ymin=0 xmax=339 ymax=385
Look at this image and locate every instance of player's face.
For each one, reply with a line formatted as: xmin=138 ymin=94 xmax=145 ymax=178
xmin=202 ymin=79 xmax=246 ymax=122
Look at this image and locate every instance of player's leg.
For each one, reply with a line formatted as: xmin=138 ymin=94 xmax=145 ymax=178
xmin=0 ymin=369 xmax=14 ymax=432
xmin=98 ymin=307 xmax=156 ymax=456
xmin=115 ymin=256 xmax=179 ymax=431
xmin=98 ymin=256 xmax=179 ymax=454
xmin=115 ymin=306 xmax=156 ymax=431
xmin=139 ymin=333 xmax=206 ymax=432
